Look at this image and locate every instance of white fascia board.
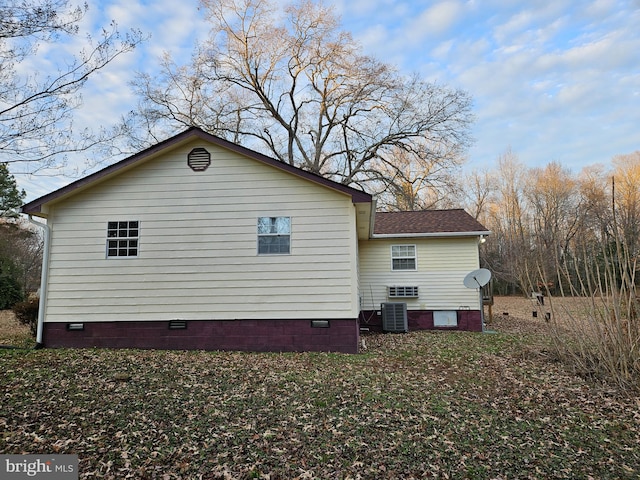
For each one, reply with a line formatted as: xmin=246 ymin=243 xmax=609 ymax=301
xmin=368 ymin=198 xmax=378 ymax=237
xmin=372 ymin=230 xmax=491 ymax=239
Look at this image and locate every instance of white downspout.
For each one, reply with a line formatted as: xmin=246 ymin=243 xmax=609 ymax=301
xmin=28 ymin=215 xmax=50 ymax=347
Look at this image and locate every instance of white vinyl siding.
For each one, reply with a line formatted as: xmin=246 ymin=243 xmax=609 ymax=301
xmin=43 ymin=140 xmax=359 ymax=323
xmin=359 ymin=237 xmax=480 ymax=311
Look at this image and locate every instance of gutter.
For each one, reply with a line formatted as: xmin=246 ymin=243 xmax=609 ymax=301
xmin=27 ymin=215 xmax=50 ymax=348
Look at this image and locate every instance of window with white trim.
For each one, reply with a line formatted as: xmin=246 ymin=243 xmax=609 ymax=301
xmin=107 ymin=221 xmax=139 ymax=258
xmin=257 ymin=217 xmax=291 ymax=254
xmin=391 ymin=245 xmax=416 ymax=270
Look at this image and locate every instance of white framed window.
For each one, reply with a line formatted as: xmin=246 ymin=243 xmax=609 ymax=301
xmin=106 ymin=221 xmax=139 ymax=258
xmin=258 ymin=217 xmax=291 ymax=254
xmin=391 ymin=245 xmax=416 ymax=271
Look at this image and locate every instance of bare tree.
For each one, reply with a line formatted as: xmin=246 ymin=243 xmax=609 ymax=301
xmin=612 ymin=152 xmax=640 ymax=261
xmin=526 ymin=162 xmax=582 ymax=294
xmin=371 ymin=146 xmax=463 ymax=211
xmin=480 ymin=148 xmax=533 ymax=294
xmin=128 ymin=0 xmax=473 ymax=198
xmin=0 ymin=0 xmax=146 ymax=173
xmin=459 ymin=168 xmax=497 ymax=221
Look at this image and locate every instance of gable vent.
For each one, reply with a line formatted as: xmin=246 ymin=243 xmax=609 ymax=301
xmin=388 ymin=286 xmax=419 ymax=298
xmin=381 ymin=302 xmax=408 ymax=333
xmin=187 ymin=147 xmax=211 ymax=172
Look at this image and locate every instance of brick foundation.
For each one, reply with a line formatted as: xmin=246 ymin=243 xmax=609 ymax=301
xmin=358 ymin=309 xmax=482 ymax=333
xmin=43 ymin=318 xmax=360 ymax=353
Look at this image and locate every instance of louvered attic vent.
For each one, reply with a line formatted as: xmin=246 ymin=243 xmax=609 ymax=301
xmin=187 ymin=147 xmax=211 ymax=172
xmin=388 ymin=286 xmax=419 ymax=298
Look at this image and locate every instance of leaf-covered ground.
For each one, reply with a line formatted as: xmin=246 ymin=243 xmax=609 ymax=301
xmin=1 ymin=300 xmax=639 ymax=479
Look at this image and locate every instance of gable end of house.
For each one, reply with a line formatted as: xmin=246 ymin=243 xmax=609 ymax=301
xmin=21 ymin=127 xmax=372 ymax=216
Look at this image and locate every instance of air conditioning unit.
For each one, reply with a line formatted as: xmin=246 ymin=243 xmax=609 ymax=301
xmin=381 ymin=302 xmax=408 ymax=333
xmin=388 ymin=286 xmax=419 ymax=298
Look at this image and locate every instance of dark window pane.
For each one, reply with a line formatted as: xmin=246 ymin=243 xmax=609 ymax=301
xmin=258 ymin=237 xmax=269 ymax=254
xmin=393 ymin=258 xmax=416 ymax=270
xmin=258 ymin=235 xmax=290 ymax=254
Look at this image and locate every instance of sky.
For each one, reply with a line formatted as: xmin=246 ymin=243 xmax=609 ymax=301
xmin=13 ymin=0 xmax=640 ymax=201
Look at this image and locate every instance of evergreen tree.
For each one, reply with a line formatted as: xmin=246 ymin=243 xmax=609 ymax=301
xmin=0 ymin=164 xmax=28 ymax=307
xmin=0 ymin=163 xmax=26 ymax=218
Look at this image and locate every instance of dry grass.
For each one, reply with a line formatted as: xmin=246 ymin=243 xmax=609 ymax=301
xmin=488 ymin=295 xmax=589 ymax=335
xmin=0 ymin=309 xmax=31 ymax=347
xmin=490 ymin=295 xmax=640 ymax=392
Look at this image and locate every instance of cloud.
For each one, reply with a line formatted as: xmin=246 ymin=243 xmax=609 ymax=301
xmin=407 ymin=1 xmax=464 ymax=40
xmin=535 ymin=32 xmax=636 ymax=74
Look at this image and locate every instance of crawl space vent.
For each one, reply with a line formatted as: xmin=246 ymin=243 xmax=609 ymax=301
xmin=187 ymin=147 xmax=211 ymax=172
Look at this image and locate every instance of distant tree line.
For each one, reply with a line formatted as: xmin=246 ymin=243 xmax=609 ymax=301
xmin=460 ymin=149 xmax=640 ymax=296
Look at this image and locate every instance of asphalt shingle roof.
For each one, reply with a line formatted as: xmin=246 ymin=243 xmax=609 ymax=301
xmin=373 ymin=209 xmax=489 ymax=235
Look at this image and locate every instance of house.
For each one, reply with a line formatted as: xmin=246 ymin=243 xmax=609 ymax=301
xmin=21 ymin=127 xmax=490 ymax=353
xmin=359 ymin=210 xmax=489 ymax=332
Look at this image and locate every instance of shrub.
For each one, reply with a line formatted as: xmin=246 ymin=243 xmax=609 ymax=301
xmin=0 ymin=273 xmax=24 ymax=309
xmin=12 ymin=297 xmax=39 ymax=337
xmin=545 ymin=238 xmax=640 ymax=393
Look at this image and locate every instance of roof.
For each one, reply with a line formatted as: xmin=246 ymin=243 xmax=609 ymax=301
xmin=373 ymin=209 xmax=490 ymax=237
xmin=21 ymin=127 xmax=372 ymax=215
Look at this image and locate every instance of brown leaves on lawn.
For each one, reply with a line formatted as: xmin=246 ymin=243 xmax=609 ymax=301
xmin=1 ymin=308 xmax=639 ymax=479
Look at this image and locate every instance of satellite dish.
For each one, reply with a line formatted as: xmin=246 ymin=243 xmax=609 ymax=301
xmin=463 ymin=268 xmax=492 ymax=289
xmin=463 ymin=268 xmax=492 ymax=333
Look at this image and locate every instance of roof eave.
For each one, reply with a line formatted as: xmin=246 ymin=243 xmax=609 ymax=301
xmin=371 ymin=230 xmax=491 ymax=239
